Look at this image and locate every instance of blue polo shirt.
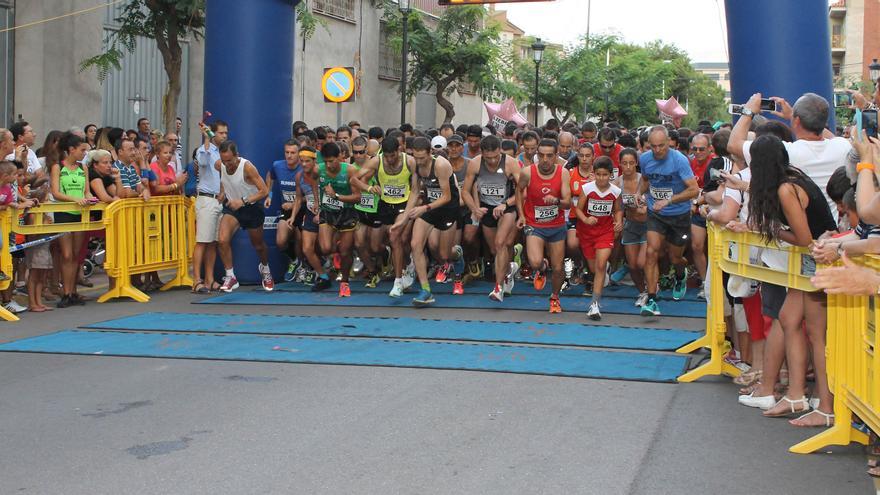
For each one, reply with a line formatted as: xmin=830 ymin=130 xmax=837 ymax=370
xmin=641 ymin=148 xmax=694 ymax=217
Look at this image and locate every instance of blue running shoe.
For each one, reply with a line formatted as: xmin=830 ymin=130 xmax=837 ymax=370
xmin=610 ymin=265 xmax=629 ymax=284
xmin=640 ymin=298 xmax=661 ymax=317
xmin=672 ymin=268 xmax=688 ymax=301
xmin=412 ymin=288 xmax=435 ymax=307
xmin=283 ymin=260 xmax=300 ymax=282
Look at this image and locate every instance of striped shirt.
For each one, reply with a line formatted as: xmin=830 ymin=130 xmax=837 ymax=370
xmin=113 ymin=160 xmax=141 ymax=190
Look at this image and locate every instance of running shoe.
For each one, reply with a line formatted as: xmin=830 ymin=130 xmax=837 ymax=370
xmin=220 ymin=275 xmax=239 ymax=293
xmin=389 ymin=278 xmax=404 ymax=298
xmin=412 ymin=288 xmax=435 ymax=307
xmin=489 ymin=284 xmax=504 ymax=302
xmin=697 ymin=287 xmax=706 ymax=300
xmin=380 ymin=246 xmax=394 ymax=279
xmin=533 ymin=259 xmax=548 ymax=291
xmin=284 ymin=260 xmax=300 ymax=282
xmin=452 ymin=279 xmax=464 ymax=295
xmin=513 ymin=243 xmax=523 ymax=268
xmin=564 ymin=258 xmax=574 ymax=280
xmin=462 ymin=261 xmax=482 ymax=285
xmin=587 ymin=301 xmax=601 ymax=321
xmin=435 ymin=262 xmax=451 ymax=284
xmin=365 ymin=272 xmax=380 ymax=288
xmin=261 ymin=270 xmax=275 ymax=292
xmin=338 ymin=282 xmax=351 ymax=297
xmin=303 ymin=270 xmax=317 ymax=286
xmin=311 ymin=276 xmax=332 ymax=292
xmin=610 ymin=264 xmax=629 ymax=284
xmin=401 ymin=261 xmax=415 ymax=289
xmin=333 ymin=253 xmax=342 ymax=270
xmin=294 ymin=266 xmax=308 ymax=283
xmin=635 ymin=292 xmax=649 ymax=307
xmin=549 ymin=295 xmax=562 ymax=313
xmin=4 ymin=300 xmax=27 ymax=314
xmin=503 ymin=261 xmax=519 ymax=295
xmin=640 ymin=298 xmax=661 ymax=317
xmin=352 ymin=256 xmax=364 ymax=274
xmin=672 ymin=268 xmax=688 ymax=301
xmin=582 ymin=277 xmax=593 ymax=297
xmin=452 ymin=245 xmax=465 ymax=276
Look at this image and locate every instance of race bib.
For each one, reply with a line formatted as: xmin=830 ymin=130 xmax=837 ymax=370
xmin=282 ymin=190 xmax=296 ymax=203
xmin=383 ymin=184 xmax=406 ymax=199
xmin=588 ymin=199 xmax=613 ymax=216
xmin=650 ymin=187 xmax=673 ymax=201
xmin=479 ymin=184 xmax=505 ymax=200
xmin=322 ymin=194 xmax=344 ymax=209
xmin=359 ymin=194 xmax=376 ymax=209
xmin=621 ymin=194 xmax=637 ymax=208
xmin=534 ymin=205 xmax=558 ymax=223
xmin=306 ymin=194 xmax=317 ymax=211
xmin=426 ymin=188 xmax=442 ymax=201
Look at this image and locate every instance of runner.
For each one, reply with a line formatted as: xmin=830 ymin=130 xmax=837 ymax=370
xmin=462 ymin=135 xmax=520 ymax=302
xmin=639 ymin=125 xmax=700 ymax=316
xmin=566 ymin=142 xmax=594 ymax=289
xmin=517 ymin=131 xmax=539 ymax=169
xmin=446 ymin=133 xmax=469 ymax=295
xmin=215 ymin=141 xmax=272 ymax=292
xmin=350 ymin=136 xmax=384 ymax=288
xmin=351 ymin=136 xmax=417 ymax=297
xmin=516 ymin=138 xmax=572 ymax=313
xmin=396 ymin=137 xmax=459 ymax=307
xmin=574 ymin=157 xmax=623 ymax=320
xmin=615 ymin=147 xmax=649 ymax=307
xmin=316 ymin=142 xmax=361 ymax=297
xmin=592 ymin=127 xmax=623 ymax=179
xmin=294 ymin=146 xmax=327 ymax=291
xmin=264 ymin=139 xmax=303 ymax=282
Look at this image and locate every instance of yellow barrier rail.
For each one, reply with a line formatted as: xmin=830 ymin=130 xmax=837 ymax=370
xmin=677 ymin=222 xmax=816 ymax=382
xmin=0 ymin=208 xmax=16 ymax=322
xmin=97 ymin=196 xmax=194 ymax=303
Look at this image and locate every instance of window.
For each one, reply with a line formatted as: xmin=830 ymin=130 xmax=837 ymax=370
xmin=707 ymin=73 xmax=720 ymax=81
xmin=833 ymin=64 xmax=841 ymax=77
xmin=314 ymin=0 xmax=356 ymax=23
xmin=379 ymin=21 xmax=402 ymax=80
xmin=723 ymin=72 xmax=730 ymax=81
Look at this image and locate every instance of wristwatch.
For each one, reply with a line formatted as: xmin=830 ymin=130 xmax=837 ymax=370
xmin=741 ymin=107 xmax=755 ymax=118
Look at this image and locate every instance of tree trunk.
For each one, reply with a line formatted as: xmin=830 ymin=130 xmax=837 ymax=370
xmin=147 ymin=1 xmax=184 ymax=133
xmin=435 ymin=80 xmax=456 ymax=124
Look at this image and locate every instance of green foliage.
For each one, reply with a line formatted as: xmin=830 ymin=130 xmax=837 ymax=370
xmin=296 ymin=0 xmax=329 ymax=41
xmin=382 ymin=4 xmax=501 ymax=123
xmin=502 ymin=35 xmax=728 ymax=128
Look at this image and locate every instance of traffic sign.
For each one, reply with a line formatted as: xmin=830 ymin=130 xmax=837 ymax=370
xmin=322 ymin=67 xmax=356 ymax=103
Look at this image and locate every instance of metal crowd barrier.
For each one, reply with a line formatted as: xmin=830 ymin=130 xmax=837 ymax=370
xmin=681 ymin=222 xmax=879 ymax=454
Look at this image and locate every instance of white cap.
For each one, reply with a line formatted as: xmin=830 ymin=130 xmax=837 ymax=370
xmin=431 ymin=135 xmax=447 ymax=150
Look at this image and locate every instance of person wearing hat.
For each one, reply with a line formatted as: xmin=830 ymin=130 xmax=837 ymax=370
xmin=430 ymin=135 xmax=447 ymax=157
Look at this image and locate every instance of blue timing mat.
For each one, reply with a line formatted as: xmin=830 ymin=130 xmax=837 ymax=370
xmin=0 ymin=330 xmax=688 ymax=383
xmin=195 ymin=291 xmax=706 ymax=318
xmin=84 ymin=312 xmax=699 ymax=351
xmin=275 ymin=280 xmax=704 ymax=302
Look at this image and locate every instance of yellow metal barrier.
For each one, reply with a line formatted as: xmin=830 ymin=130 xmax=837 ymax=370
xmin=98 ymin=196 xmax=194 ymax=303
xmin=789 ymin=254 xmax=879 ymax=454
xmin=677 ymin=222 xmax=816 ymax=382
xmin=0 ymin=209 xmax=17 ymax=322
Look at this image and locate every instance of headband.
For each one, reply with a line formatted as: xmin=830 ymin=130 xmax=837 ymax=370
xmin=299 ymin=150 xmax=316 ymax=159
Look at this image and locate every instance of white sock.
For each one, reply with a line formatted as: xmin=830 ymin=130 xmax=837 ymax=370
xmin=225 ymin=269 xmax=235 ymax=278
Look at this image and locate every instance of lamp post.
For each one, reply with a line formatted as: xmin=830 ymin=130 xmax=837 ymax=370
xmin=399 ymin=0 xmax=412 ymax=127
xmin=870 ymin=58 xmax=880 ymax=84
xmin=531 ymin=38 xmax=545 ymax=127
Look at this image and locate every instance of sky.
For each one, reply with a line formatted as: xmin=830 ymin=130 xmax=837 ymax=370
xmin=500 ymin=0 xmax=730 ymax=63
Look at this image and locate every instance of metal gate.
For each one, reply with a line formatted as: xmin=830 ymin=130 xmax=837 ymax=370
xmin=101 ymin=2 xmax=190 ymax=152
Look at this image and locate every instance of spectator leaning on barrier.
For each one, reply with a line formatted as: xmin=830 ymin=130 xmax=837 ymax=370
xmin=112 ymin=139 xmax=144 ymax=199
xmin=86 ymin=149 xmax=123 ymax=204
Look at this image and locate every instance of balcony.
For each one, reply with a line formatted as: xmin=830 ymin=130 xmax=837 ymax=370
xmin=829 ymin=0 xmax=846 ymax=18
xmin=831 ymin=34 xmax=846 ymax=53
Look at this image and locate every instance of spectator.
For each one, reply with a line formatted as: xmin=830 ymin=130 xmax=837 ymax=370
xmin=112 ymin=139 xmax=146 ymax=199
xmin=6 ymin=120 xmax=42 ymax=176
xmin=136 ymin=118 xmax=151 ymax=148
xmin=84 ymin=124 xmax=98 ymax=150
xmin=24 ymin=182 xmax=52 ymax=312
xmin=86 ymin=149 xmax=123 ymax=204
xmin=192 ymin=120 xmax=227 ymax=293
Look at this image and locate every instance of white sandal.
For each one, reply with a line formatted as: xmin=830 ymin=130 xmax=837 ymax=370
xmin=763 ymin=395 xmax=810 ymax=418
xmin=789 ymin=409 xmax=835 ymax=428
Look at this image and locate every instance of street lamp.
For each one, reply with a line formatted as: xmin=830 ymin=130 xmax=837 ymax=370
xmin=399 ymin=0 xmax=412 ymax=127
xmin=532 ymin=38 xmax=545 ymax=127
xmin=870 ymin=58 xmax=880 ymax=83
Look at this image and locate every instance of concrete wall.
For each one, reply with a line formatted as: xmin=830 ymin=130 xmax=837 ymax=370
xmin=14 ymin=0 xmax=103 ymax=136
xmin=296 ymin=3 xmax=485 ymax=131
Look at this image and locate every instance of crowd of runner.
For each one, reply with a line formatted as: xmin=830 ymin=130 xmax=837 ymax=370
xmin=3 ymin=83 xmax=880 ymax=467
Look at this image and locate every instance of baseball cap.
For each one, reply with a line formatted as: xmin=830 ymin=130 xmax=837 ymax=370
xmin=447 ymin=134 xmax=464 ymax=145
xmin=431 ymin=135 xmax=447 ymax=150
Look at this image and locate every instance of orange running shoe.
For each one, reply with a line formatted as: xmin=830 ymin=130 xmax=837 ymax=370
xmin=452 ymin=280 xmax=464 ymax=295
xmin=339 ymin=282 xmax=351 ymax=297
xmin=549 ymin=295 xmax=562 ymax=313
xmin=533 ymin=271 xmax=546 ymax=291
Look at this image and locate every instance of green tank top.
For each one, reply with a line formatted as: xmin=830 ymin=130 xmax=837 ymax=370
xmin=354 ymin=164 xmax=378 ymax=213
xmin=377 ymin=154 xmax=411 ymax=204
xmin=59 ymin=165 xmax=86 ymax=215
xmin=318 ymin=162 xmax=352 ymax=212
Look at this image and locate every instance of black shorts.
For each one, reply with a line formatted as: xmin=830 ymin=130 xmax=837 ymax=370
xmin=479 ymin=202 xmax=516 ymax=229
xmin=566 ymin=218 xmax=577 ymax=230
xmin=421 ymin=206 xmax=458 ymax=231
xmin=280 ymin=207 xmax=305 ymax=227
xmin=358 ymin=209 xmax=383 ymax=229
xmin=54 ymin=212 xmax=82 ymax=224
xmin=761 ymin=282 xmax=787 ymax=320
xmin=646 ymin=211 xmax=690 ymax=247
xmin=320 ymin=208 xmax=359 ymax=232
xmin=377 ymin=200 xmax=406 ymax=226
xmin=223 ymin=204 xmax=265 ymax=230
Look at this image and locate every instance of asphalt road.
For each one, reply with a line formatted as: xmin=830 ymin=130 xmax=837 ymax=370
xmin=0 ymin=277 xmax=875 ymax=494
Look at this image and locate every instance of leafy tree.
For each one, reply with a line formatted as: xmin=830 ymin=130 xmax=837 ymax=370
xmin=383 ymin=4 xmax=501 ymax=124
